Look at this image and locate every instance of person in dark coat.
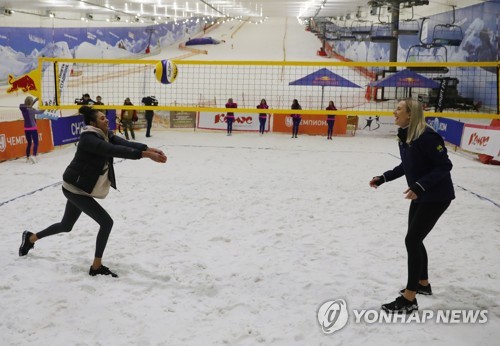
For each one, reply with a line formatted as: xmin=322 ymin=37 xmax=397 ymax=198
xmin=290 ymin=99 xmax=302 ymax=138
xmin=325 ymin=100 xmax=337 ymax=140
xmin=225 ymin=98 xmax=237 ymax=136
xmin=18 ymin=106 xmax=167 ymax=278
xmin=369 ymin=99 xmax=455 ymax=313
xmin=142 ymin=96 xmax=158 ymax=137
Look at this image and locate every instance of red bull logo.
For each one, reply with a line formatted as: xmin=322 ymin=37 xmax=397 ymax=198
xmin=7 ymin=74 xmax=37 ymax=93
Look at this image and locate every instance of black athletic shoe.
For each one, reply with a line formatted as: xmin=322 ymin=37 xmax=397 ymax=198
xmin=399 ymin=283 xmax=432 ymax=296
xmin=382 ymin=296 xmax=418 ymax=313
xmin=89 ymin=265 xmax=118 ymax=278
xmin=19 ymin=231 xmax=34 ymax=256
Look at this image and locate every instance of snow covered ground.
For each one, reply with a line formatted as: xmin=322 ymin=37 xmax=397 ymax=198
xmin=1 ymin=17 xmax=499 ymax=346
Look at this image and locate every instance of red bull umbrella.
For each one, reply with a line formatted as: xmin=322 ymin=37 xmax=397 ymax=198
xmin=289 ymin=68 xmax=361 ymax=109
xmin=368 ymin=69 xmax=440 ymax=88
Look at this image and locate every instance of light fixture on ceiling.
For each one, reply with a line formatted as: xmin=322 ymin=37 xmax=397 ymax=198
xmin=46 ymin=11 xmax=56 ymax=18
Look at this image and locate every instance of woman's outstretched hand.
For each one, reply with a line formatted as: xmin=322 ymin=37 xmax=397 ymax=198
xmin=142 ymin=147 xmax=167 ymax=163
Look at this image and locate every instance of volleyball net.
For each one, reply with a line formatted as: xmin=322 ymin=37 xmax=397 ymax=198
xmin=38 ymin=57 xmax=499 ymax=119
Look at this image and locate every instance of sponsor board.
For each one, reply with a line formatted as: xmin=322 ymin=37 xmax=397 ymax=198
xmin=0 ymin=120 xmax=54 ymax=161
xmin=461 ymin=124 xmax=500 ymax=157
xmin=197 ymin=111 xmax=263 ymax=131
xmin=426 ymin=117 xmax=464 ymax=146
xmin=273 ymin=113 xmax=348 ymax=135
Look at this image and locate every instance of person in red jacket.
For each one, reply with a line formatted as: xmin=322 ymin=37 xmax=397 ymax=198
xmin=225 ymin=98 xmax=237 ymax=136
xmin=325 ymin=100 xmax=337 ymax=140
xmin=257 ymin=99 xmax=269 ymax=135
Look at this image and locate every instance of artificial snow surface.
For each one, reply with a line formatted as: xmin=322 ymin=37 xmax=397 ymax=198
xmin=1 ymin=18 xmax=499 ymax=346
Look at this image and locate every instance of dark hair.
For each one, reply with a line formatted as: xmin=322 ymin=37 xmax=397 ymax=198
xmin=79 ymin=105 xmax=99 ymax=125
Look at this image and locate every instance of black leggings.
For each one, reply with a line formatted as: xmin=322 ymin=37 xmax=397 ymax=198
xmin=405 ymin=200 xmax=451 ymax=291
xmin=36 ymin=187 xmax=114 ymax=258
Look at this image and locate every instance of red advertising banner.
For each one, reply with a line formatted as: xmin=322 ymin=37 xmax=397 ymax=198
xmin=272 ymin=114 xmax=348 ymax=136
xmin=0 ymin=119 xmax=54 ymax=161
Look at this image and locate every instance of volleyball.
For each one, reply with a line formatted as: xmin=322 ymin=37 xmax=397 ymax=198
xmin=154 ymin=59 xmax=178 ymax=84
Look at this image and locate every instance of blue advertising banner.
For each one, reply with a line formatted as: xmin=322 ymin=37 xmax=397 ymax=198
xmin=426 ymin=117 xmax=464 ymax=146
xmin=51 ymin=114 xmax=85 ymax=146
xmin=51 ymin=110 xmax=117 ymax=146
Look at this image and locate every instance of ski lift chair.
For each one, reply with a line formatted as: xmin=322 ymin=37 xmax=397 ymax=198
xmin=431 ymin=6 xmax=463 ymax=46
xmin=406 ymin=44 xmax=449 ymax=73
xmin=406 ymin=18 xmax=449 ymax=73
xmin=432 ymin=24 xmax=463 ymax=46
xmin=399 ymin=19 xmax=420 ymax=36
xmin=351 ymin=20 xmax=372 ymax=41
xmin=340 ymin=27 xmax=356 ymax=40
xmin=351 ymin=20 xmax=372 ymax=35
xmin=370 ymin=22 xmax=395 ymax=42
xmin=398 ymin=7 xmax=420 ymax=36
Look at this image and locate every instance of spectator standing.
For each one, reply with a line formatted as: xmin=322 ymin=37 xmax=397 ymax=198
xmin=94 ymin=96 xmax=105 ymax=113
xmin=19 ymin=96 xmax=45 ymax=163
xmin=225 ymin=98 xmax=237 ymax=136
xmin=257 ymin=99 xmax=269 ymax=135
xmin=142 ymin=96 xmax=158 ymax=138
xmin=291 ymin=99 xmax=302 ymax=138
xmin=120 ymin=97 xmax=137 ymax=140
xmin=326 ymin=100 xmax=337 ymax=140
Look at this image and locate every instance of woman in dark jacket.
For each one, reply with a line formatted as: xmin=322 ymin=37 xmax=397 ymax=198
xmin=325 ymin=100 xmax=337 ymax=140
xmin=225 ymin=98 xmax=237 ymax=136
xmin=19 ymin=106 xmax=167 ymax=278
xmin=369 ymin=99 xmax=455 ymax=313
xmin=291 ymin=99 xmax=302 ymax=138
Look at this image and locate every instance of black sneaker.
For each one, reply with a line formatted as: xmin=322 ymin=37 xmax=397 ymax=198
xmin=19 ymin=230 xmax=34 ymax=256
xmin=89 ymin=265 xmax=118 ymax=278
xmin=399 ymin=283 xmax=432 ymax=296
xmin=382 ymin=296 xmax=418 ymax=313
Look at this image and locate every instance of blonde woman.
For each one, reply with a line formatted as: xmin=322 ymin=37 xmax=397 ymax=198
xmin=369 ymin=99 xmax=455 ymax=313
xmin=19 ymin=96 xmax=45 ymax=163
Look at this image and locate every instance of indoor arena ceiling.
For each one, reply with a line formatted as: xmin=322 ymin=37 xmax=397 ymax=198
xmin=0 ymin=0 xmax=487 ymax=22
